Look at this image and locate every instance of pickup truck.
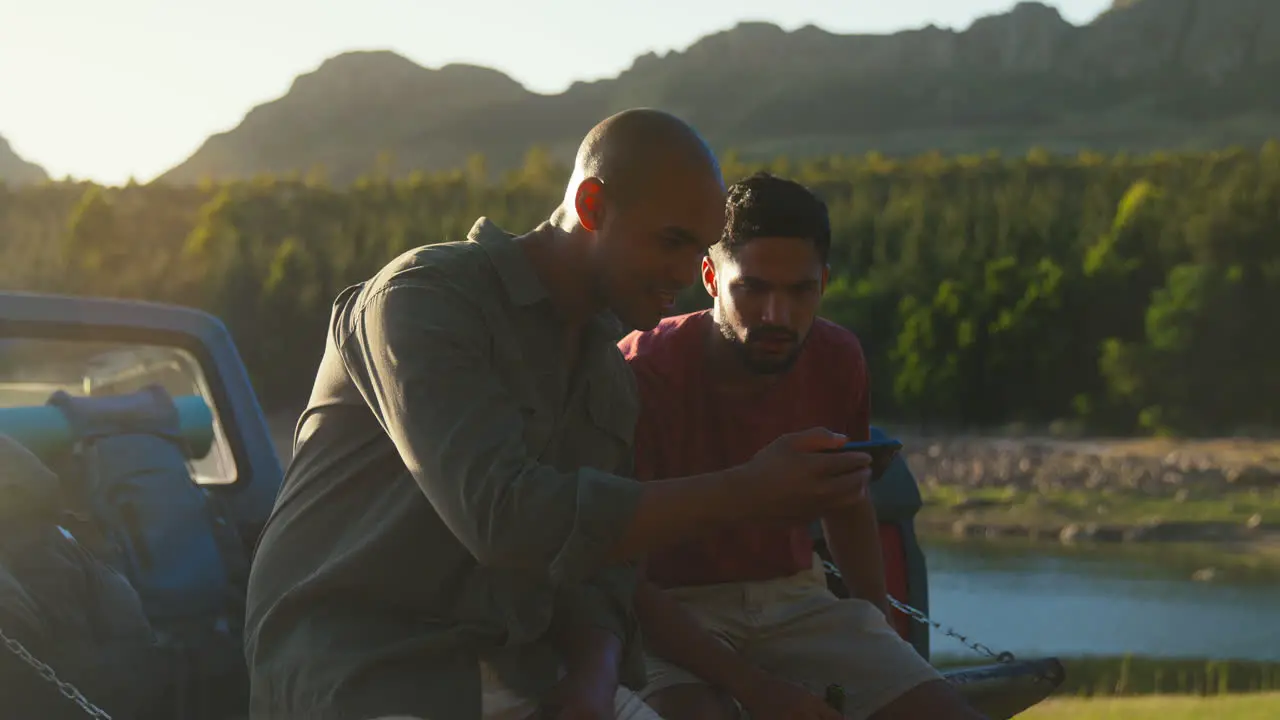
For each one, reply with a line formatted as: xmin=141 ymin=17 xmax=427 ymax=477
xmin=0 ymin=291 xmax=1063 ymax=719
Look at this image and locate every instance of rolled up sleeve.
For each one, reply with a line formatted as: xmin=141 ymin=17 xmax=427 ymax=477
xmin=339 ymin=279 xmax=643 ymax=585
xmin=554 ymin=563 xmax=638 ymax=642
xmin=554 ymin=562 xmax=646 ymax=689
xmin=551 ymin=450 xmax=645 ymax=684
xmin=555 ymin=458 xmax=640 ymax=639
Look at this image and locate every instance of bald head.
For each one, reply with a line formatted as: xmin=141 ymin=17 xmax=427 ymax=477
xmin=565 ymin=108 xmax=723 ymax=208
xmin=559 ymin=109 xmax=726 ymax=332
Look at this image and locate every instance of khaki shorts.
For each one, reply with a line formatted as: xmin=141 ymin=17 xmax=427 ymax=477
xmin=479 ymin=661 xmax=665 ymax=720
xmin=640 ymin=554 xmax=941 ymax=720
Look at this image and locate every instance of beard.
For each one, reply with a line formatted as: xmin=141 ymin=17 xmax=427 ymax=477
xmin=714 ymin=315 xmax=807 ymax=375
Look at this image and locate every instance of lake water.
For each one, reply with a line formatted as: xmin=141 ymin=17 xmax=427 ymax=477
xmin=920 ymin=537 xmax=1280 ymax=662
xmin=266 ymin=430 xmax=1280 ymax=662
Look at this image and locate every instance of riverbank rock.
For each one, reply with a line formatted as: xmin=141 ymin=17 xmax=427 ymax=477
xmin=898 ymin=435 xmax=1280 ymax=498
xmin=1226 ymin=466 xmax=1276 ymax=488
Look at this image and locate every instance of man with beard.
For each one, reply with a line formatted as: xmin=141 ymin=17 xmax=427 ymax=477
xmin=244 ymin=113 xmax=878 ymax=720
xmin=618 ymin=173 xmax=985 ymax=720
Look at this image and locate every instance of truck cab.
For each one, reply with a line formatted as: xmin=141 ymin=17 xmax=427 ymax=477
xmin=0 ymin=291 xmax=1061 ymax=719
xmin=0 ymin=291 xmax=282 ymax=541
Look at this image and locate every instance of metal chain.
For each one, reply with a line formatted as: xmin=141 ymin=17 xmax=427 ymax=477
xmin=0 ymin=560 xmax=1008 ymax=720
xmin=822 ymin=559 xmax=1016 ymax=664
xmin=0 ymin=624 xmax=114 ymax=719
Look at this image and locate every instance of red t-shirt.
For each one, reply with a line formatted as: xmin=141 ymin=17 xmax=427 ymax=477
xmin=618 ymin=310 xmax=871 ymax=588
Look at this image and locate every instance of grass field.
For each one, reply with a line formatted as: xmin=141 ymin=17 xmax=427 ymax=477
xmin=1020 ymin=692 xmax=1280 ymax=719
xmin=933 ymin=656 xmax=1280 ymax=697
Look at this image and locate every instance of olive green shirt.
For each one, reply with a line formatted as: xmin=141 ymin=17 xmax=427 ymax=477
xmin=244 ymin=218 xmax=646 ymax=720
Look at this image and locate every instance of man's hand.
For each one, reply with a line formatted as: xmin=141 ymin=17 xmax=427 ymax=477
xmin=537 ymin=665 xmax=617 ymax=720
xmin=738 ymin=428 xmax=873 ymax=522
xmin=737 ymin=674 xmax=843 ymax=720
xmin=545 ymin=623 xmax=622 ymax=720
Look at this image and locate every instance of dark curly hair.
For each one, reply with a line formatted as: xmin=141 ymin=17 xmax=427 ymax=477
xmin=710 ymin=171 xmax=831 ymax=264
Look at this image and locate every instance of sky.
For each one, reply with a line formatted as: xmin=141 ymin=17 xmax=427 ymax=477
xmin=0 ymin=0 xmax=1112 ymax=186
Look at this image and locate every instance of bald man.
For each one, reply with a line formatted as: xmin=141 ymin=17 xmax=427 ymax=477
xmin=243 ymin=109 xmax=876 ymax=720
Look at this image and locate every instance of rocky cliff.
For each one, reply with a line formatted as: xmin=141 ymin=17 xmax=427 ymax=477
xmin=160 ymin=0 xmax=1280 ymax=185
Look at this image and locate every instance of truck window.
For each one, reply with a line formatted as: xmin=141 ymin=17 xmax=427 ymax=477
xmin=0 ymin=337 xmax=238 ymax=485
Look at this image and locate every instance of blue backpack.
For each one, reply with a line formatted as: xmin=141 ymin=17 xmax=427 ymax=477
xmin=47 ymin=386 xmax=247 ymax=635
xmin=46 ymin=386 xmax=250 ymax=719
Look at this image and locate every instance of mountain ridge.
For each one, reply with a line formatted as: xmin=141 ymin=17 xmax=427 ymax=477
xmin=0 ymin=135 xmax=49 ymax=186
xmin=149 ymin=0 xmax=1280 ymax=184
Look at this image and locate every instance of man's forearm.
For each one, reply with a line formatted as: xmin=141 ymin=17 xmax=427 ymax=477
xmin=606 ymin=468 xmax=755 ymax=563
xmin=633 ymin=580 xmax=764 ymax=701
xmin=822 ymin=499 xmax=890 ymax=617
xmin=554 ymin=623 xmax=623 ymax=682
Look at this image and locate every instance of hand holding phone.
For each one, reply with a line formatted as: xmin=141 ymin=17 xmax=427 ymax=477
xmin=739 ymin=428 xmax=878 ymax=520
xmin=819 ymin=437 xmax=903 ymax=481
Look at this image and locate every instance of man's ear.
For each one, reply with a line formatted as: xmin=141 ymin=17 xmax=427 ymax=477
xmin=820 ymin=264 xmax=831 ymax=294
xmin=702 ymin=256 xmax=719 ymax=298
xmin=574 ymin=178 xmax=606 ymax=232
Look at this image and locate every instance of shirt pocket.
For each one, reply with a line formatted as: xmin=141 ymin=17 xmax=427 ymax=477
xmin=570 ymin=376 xmax=636 ymax=474
xmin=489 ymin=325 xmax=556 ymax=459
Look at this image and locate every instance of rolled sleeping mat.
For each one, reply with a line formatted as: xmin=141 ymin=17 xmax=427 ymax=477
xmin=0 ymin=394 xmax=215 ymax=462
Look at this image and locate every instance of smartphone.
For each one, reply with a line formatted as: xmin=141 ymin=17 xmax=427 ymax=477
xmin=820 ymin=437 xmax=904 ymax=478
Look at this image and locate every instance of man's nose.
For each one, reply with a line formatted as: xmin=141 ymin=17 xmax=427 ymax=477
xmin=762 ymin=293 xmax=791 ymax=325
